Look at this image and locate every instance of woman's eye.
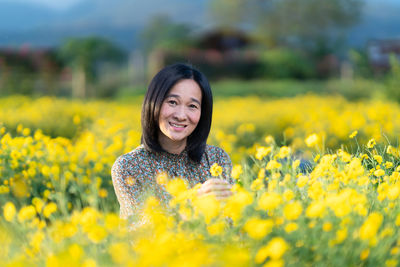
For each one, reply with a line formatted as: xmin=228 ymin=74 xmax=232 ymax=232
xmin=168 ymin=100 xmax=177 ymax=106
xmin=189 ymin=104 xmax=198 ymax=109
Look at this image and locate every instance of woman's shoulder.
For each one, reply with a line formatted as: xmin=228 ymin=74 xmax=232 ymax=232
xmin=205 ymin=144 xmax=226 ymax=154
xmin=112 ymin=145 xmax=149 ymax=173
xmin=205 ymin=144 xmax=231 ymax=162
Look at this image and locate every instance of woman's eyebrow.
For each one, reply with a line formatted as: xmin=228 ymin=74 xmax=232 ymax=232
xmin=166 ymin=93 xmax=179 ymax=98
xmin=190 ymin=98 xmax=201 ymax=105
xmin=166 ymin=94 xmax=201 ymax=105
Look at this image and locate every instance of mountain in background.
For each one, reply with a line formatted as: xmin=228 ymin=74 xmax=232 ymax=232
xmin=0 ymin=0 xmax=209 ymax=50
xmin=348 ymin=0 xmax=400 ymax=47
xmin=0 ymin=0 xmax=399 ymax=51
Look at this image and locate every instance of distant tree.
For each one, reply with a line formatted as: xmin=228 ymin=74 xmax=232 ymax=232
xmin=58 ymin=37 xmax=124 ymax=98
xmin=210 ymin=0 xmax=363 ymax=57
xmin=140 ymin=14 xmax=193 ymax=54
xmin=140 ymin=14 xmax=193 ymax=80
xmin=348 ymin=49 xmax=373 ymax=78
xmin=386 ymin=54 xmax=400 ymax=102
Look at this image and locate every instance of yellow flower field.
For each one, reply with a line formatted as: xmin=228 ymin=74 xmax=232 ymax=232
xmin=0 ymin=95 xmax=400 ymax=266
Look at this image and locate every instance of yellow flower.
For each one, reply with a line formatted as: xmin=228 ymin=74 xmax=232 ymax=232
xmin=360 ymin=249 xmax=369 ymax=260
xmin=264 ymin=135 xmax=275 ymax=145
xmin=210 ymin=163 xmax=223 ymax=177
xmin=277 ymin=146 xmax=290 ymax=159
xmin=349 ymin=130 xmax=358 ymax=138
xmin=390 ymin=247 xmax=400 ymax=255
xmin=387 ymin=184 xmax=400 ymax=200
xmin=258 ymin=192 xmax=282 ymax=211
xmin=373 ymin=155 xmax=383 ymax=164
xmin=396 ymin=214 xmax=400 ymax=226
xmin=223 ymin=188 xmax=253 ymax=223
xmin=306 ymin=201 xmax=325 ymax=218
xmin=251 ymin=178 xmax=264 ymax=191
xmin=82 ymin=258 xmax=97 ymax=267
xmin=192 ymin=195 xmax=221 ymax=224
xmin=386 ymin=259 xmax=398 ymax=267
xmin=284 ymin=222 xmax=298 ymax=233
xmin=87 ymin=225 xmax=107 ymax=243
xmin=43 ymin=202 xmax=57 ymax=218
xmin=73 ymin=115 xmax=81 ymax=125
xmin=283 ymin=189 xmax=294 ymax=201
xmin=256 ymin=146 xmax=272 ymax=160
xmin=109 ymin=242 xmax=129 ymax=264
xmin=359 ymin=212 xmax=383 ymax=240
xmin=243 ymin=217 xmax=274 ymax=239
xmin=297 ymin=175 xmax=308 ymax=187
xmin=305 ymin=133 xmax=319 ymax=147
xmin=99 ymin=188 xmax=108 ymax=198
xmin=18 ymin=205 xmax=36 ymax=222
xmin=374 ymin=169 xmax=385 ymax=177
xmin=32 ymin=197 xmax=45 ymax=213
xmin=255 ymin=237 xmax=288 ymax=263
xmin=166 ymin=178 xmax=188 ymax=198
xmin=69 ymin=243 xmax=83 ymax=261
xmin=367 ymin=138 xmax=376 ymax=149
xmin=125 ymin=176 xmax=136 ymax=186
xmin=22 ymin=128 xmax=31 ymax=136
xmin=385 ymin=162 xmax=394 ymax=169
xmin=283 ymin=201 xmax=303 ymax=220
xmin=292 ymin=159 xmax=300 ymax=170
xmin=334 ymin=228 xmax=348 ymax=244
xmin=323 ymin=222 xmax=333 ymax=232
xmin=207 ymin=221 xmax=225 ymax=235
xmin=266 ymin=160 xmax=282 ymax=170
xmin=263 ymin=259 xmax=284 ymax=267
xmin=231 ymin=165 xmax=243 ymax=180
xmin=156 ymin=172 xmax=168 ymax=185
xmin=258 ymin=169 xmax=266 ymax=179
xmin=105 ymin=213 xmax=121 ymax=231
xmin=3 ymin=202 xmax=16 ymax=222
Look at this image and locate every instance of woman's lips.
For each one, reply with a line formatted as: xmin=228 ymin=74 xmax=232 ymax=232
xmin=169 ymin=122 xmax=187 ymax=131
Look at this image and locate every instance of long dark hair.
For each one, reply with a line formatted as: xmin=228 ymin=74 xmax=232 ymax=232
xmin=141 ymin=63 xmax=213 ymax=163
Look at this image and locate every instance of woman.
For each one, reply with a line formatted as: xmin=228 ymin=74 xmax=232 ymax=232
xmin=111 ymin=63 xmax=233 ymax=221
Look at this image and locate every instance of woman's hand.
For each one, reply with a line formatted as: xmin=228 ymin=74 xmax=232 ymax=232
xmin=197 ymin=178 xmax=233 ymax=200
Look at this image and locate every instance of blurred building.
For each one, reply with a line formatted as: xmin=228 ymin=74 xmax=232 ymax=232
xmin=149 ymin=29 xmax=261 ymax=81
xmin=367 ymin=39 xmax=400 ymax=73
xmin=0 ymin=47 xmax=64 ymax=95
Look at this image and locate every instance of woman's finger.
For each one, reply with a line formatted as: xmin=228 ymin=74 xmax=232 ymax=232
xmin=200 ymin=184 xmax=232 ymax=193
xmin=199 ymin=190 xmax=232 ymax=199
xmin=204 ymin=178 xmax=231 ymax=185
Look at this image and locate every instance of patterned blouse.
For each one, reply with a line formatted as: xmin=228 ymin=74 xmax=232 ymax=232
xmin=111 ymin=144 xmax=233 ymax=219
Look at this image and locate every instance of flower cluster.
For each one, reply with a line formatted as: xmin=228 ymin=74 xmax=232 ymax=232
xmin=0 ymin=95 xmax=399 ymax=266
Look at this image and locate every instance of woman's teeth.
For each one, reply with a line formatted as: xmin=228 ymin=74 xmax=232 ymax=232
xmin=170 ymin=123 xmax=185 ymax=128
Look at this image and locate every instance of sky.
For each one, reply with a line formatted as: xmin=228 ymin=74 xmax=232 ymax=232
xmin=2 ymin=0 xmax=400 ymax=10
xmin=0 ymin=0 xmax=398 ymax=49
xmin=0 ymin=0 xmax=82 ymax=9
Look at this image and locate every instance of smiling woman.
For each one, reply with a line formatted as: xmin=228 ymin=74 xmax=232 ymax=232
xmin=158 ymin=79 xmax=202 ymax=154
xmin=111 ymin=63 xmax=234 ymax=222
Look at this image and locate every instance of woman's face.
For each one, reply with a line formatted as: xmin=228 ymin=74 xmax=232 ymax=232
xmin=158 ymin=79 xmax=202 ymax=148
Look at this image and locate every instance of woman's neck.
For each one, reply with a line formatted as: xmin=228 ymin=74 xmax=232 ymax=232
xmin=158 ymin=135 xmax=187 ymax=154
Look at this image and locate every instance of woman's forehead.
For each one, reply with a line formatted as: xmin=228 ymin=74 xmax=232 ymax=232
xmin=166 ymin=79 xmax=202 ymax=102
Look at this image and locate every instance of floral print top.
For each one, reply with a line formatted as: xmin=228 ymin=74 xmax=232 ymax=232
xmin=111 ymin=144 xmax=232 ymax=219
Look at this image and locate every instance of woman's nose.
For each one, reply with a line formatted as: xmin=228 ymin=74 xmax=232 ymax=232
xmin=173 ymin=106 xmax=187 ymax=121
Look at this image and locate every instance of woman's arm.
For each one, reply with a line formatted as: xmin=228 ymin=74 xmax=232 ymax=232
xmin=111 ymin=156 xmax=141 ymax=219
xmin=219 ymin=148 xmax=234 ymax=184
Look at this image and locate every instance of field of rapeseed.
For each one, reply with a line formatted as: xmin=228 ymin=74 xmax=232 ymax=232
xmin=1 ymin=95 xmax=400 ymax=266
